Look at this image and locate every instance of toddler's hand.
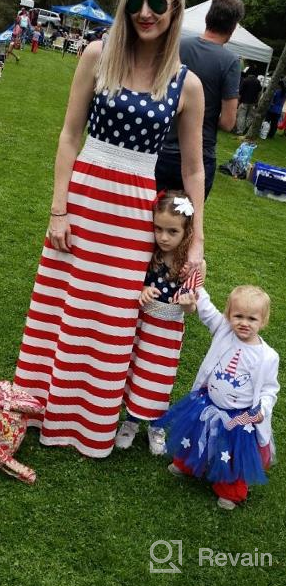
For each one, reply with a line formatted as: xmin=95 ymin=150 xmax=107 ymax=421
xmin=178 ymin=291 xmax=197 ymax=314
xmin=139 ymin=286 xmax=161 ymax=306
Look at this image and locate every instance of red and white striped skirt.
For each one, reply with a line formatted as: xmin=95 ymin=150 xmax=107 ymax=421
xmin=14 ymin=136 xmax=184 ymax=457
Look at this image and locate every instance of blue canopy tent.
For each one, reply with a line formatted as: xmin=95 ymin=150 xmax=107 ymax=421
xmin=52 ymin=0 xmax=113 ymax=36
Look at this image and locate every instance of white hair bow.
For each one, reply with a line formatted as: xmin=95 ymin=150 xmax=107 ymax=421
xmin=174 ymin=197 xmax=194 ymax=217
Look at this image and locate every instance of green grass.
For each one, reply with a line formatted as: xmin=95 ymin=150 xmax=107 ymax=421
xmin=0 ymin=47 xmax=286 ymax=586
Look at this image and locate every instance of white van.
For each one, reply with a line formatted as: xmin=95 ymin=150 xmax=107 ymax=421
xmin=37 ymin=9 xmax=61 ymax=27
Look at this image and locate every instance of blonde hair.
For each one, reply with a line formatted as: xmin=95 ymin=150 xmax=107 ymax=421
xmin=225 ymin=285 xmax=271 ymax=328
xmin=151 ymin=189 xmax=193 ymax=281
xmin=95 ymin=0 xmax=185 ymax=100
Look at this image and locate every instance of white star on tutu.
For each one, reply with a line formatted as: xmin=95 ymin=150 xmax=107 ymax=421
xmin=181 ymin=437 xmax=191 ymax=449
xmin=221 ymin=450 xmax=231 ymax=463
xmin=243 ymin=423 xmax=254 ymax=433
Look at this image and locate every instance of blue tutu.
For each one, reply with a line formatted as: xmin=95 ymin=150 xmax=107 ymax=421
xmin=158 ymin=389 xmax=267 ymax=485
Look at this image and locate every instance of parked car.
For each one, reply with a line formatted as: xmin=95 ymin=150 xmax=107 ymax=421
xmin=37 ymin=9 xmax=61 ymax=27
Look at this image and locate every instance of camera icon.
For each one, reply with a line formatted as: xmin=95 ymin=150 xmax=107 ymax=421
xmin=150 ymin=540 xmax=182 ymax=573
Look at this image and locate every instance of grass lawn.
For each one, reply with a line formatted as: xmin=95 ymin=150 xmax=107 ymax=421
xmin=0 ymin=47 xmax=286 ymax=586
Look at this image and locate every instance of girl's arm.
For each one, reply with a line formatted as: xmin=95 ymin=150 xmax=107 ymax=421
xmin=49 ymin=41 xmax=102 ymax=252
xmin=259 ymin=352 xmax=280 ymax=418
xmin=177 ymin=71 xmax=205 ymax=271
xmin=196 ymin=288 xmax=224 ymax=335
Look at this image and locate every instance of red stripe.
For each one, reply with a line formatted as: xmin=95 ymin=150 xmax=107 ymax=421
xmin=63 ymin=303 xmax=138 ymax=328
xmin=141 ymin=311 xmax=184 ymax=332
xmin=128 ymin=361 xmax=176 ymax=385
xmin=41 ymin=253 xmax=144 ymax=290
xmin=41 ymin=424 xmax=117 ymax=449
xmin=21 ymin=343 xmax=55 ymax=359
xmin=27 ymin=309 xmax=62 ymax=326
xmin=32 ymin=291 xmax=65 ymax=309
xmin=124 ymin=395 xmax=168 ymax=419
xmin=25 ymin=326 xmax=58 ymax=342
xmin=69 ymin=181 xmax=154 ymax=212
xmin=73 ymin=159 xmax=155 ymax=190
xmin=65 ymin=285 xmax=139 ymax=309
xmin=68 ymin=203 xmax=153 ymax=233
xmin=60 ymin=322 xmax=134 ymax=347
xmin=36 ymin=273 xmax=70 ymax=292
xmin=131 ymin=344 xmax=180 ymax=367
xmin=72 ymin=224 xmax=154 ymax=252
xmin=136 ymin=327 xmax=182 ymax=351
xmin=71 ymin=246 xmax=148 ymax=271
xmin=53 ymin=357 xmax=128 ymax=382
xmin=14 ymin=376 xmax=50 ymax=392
xmin=126 ymin=379 xmax=170 ymax=402
xmin=48 ymin=392 xmax=120 ymax=416
xmin=52 ymin=376 xmax=124 ymax=399
xmin=17 ymin=359 xmax=52 ymax=375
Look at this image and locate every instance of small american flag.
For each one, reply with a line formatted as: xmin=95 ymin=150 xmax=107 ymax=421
xmin=173 ymin=270 xmax=203 ymax=303
xmin=226 ymin=404 xmax=263 ymax=430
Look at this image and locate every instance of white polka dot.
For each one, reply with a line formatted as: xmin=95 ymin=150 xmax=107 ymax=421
xmin=124 ymin=124 xmax=131 ymax=131
xmin=154 ymin=143 xmax=158 ymax=149
xmin=130 ymin=135 xmax=136 ymax=141
xmin=131 ymin=91 xmax=139 ymax=95
xmin=133 ymin=145 xmax=140 ymax=151
xmin=147 ymin=110 xmax=155 ymax=118
xmin=144 ymin=139 xmax=150 ymax=145
xmin=146 ymin=149 xmax=150 ymax=153
xmin=96 ymin=97 xmax=100 ymax=104
xmin=153 ymin=123 xmax=160 ymax=129
xmin=140 ymin=99 xmax=147 ymax=106
xmin=105 ymin=138 xmax=110 ymax=143
xmin=141 ymin=129 xmax=148 ymax=135
xmin=100 ymin=108 xmax=106 ymax=115
xmin=164 ymin=117 xmax=169 ymax=123
xmin=170 ymin=282 xmax=176 ymax=288
xmin=168 ymin=297 xmax=173 ymax=303
xmin=159 ymin=105 xmax=165 ymax=111
xmin=158 ymin=277 xmax=163 ymax=283
xmin=119 ymin=142 xmax=125 ymax=147
xmin=155 ymin=134 xmax=160 ymax=139
xmin=90 ymin=113 xmax=94 ymax=120
xmin=168 ymin=98 xmax=173 ymax=105
xmin=114 ymin=130 xmax=120 ymax=137
xmin=92 ymin=124 xmax=96 ymax=131
xmin=102 ymin=89 xmax=108 ymax=96
xmin=171 ymin=82 xmax=178 ymax=89
xmin=163 ymin=287 xmax=168 ymax=293
xmin=108 ymin=100 xmax=115 ymax=107
xmin=108 ymin=119 xmax=113 ymax=126
xmin=101 ymin=127 xmax=104 ymax=133
xmin=96 ymin=134 xmax=100 ymax=139
xmin=117 ymin=112 xmax=124 ymax=119
xmin=120 ymin=94 xmax=128 ymax=101
xmin=172 ymin=110 xmax=176 ymax=116
xmin=128 ymin=105 xmax=135 ymax=113
xmin=135 ymin=117 xmax=142 ymax=124
xmin=96 ymin=116 xmax=99 ymax=123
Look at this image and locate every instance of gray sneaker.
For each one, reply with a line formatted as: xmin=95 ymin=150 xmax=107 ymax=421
xmin=217 ymin=497 xmax=236 ymax=510
xmin=115 ymin=421 xmax=139 ymax=449
xmin=148 ymin=426 xmax=166 ymax=456
xmin=168 ymin=463 xmax=185 ymax=476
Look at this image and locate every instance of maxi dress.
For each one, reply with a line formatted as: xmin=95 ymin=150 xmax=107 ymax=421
xmin=14 ymin=65 xmax=188 ymax=458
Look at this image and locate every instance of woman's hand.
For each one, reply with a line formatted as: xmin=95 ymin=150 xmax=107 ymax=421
xmin=139 ymin=286 xmax=161 ymax=306
xmin=179 ymin=237 xmax=204 ymax=280
xmin=48 ymin=215 xmax=72 ymax=252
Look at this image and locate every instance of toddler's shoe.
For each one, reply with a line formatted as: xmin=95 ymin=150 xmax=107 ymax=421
xmin=148 ymin=426 xmax=166 ymax=456
xmin=115 ymin=420 xmax=139 ymax=449
xmin=217 ymin=497 xmax=236 ymax=510
xmin=168 ymin=463 xmax=185 ymax=476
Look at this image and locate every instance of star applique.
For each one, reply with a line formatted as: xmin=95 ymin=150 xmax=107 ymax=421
xmin=221 ymin=450 xmax=231 ymax=463
xmin=181 ymin=437 xmax=191 ymax=449
xmin=243 ymin=423 xmax=254 ymax=433
xmin=215 ymin=371 xmax=223 ymax=380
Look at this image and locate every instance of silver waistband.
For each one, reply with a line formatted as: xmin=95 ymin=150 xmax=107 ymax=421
xmin=79 ymin=135 xmax=157 ymax=177
xmin=143 ymin=300 xmax=184 ymax=322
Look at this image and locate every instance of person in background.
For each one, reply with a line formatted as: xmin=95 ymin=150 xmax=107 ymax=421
xmin=18 ymin=8 xmax=31 ymax=50
xmin=235 ymin=65 xmax=262 ymax=135
xmin=6 ymin=20 xmax=21 ymax=63
xmin=156 ymin=0 xmax=244 ymax=200
xmin=265 ymin=79 xmax=286 ymax=138
xmin=31 ymin=25 xmax=41 ymax=53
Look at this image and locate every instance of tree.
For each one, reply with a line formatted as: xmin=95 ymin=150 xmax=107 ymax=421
xmin=246 ymin=41 xmax=286 ymax=139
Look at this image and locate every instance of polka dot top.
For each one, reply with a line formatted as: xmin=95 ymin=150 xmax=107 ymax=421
xmin=88 ymin=65 xmax=188 ymax=154
xmin=144 ymin=263 xmax=180 ymax=304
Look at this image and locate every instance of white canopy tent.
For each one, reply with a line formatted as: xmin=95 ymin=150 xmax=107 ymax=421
xmin=183 ymin=1 xmax=273 ymax=73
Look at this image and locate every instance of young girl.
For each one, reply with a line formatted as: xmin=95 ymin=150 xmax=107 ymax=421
xmin=115 ymin=190 xmax=203 ymax=455
xmin=158 ymin=283 xmax=280 ymax=509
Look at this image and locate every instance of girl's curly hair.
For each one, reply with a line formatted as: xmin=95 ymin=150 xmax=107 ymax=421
xmin=150 ymin=190 xmax=193 ymax=281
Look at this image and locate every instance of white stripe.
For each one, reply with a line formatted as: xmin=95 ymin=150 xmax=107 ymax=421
xmin=62 ymin=313 xmax=135 ymax=337
xmin=69 ymin=215 xmax=154 ymax=243
xmin=72 ymin=234 xmax=151 ymax=262
xmin=141 ymin=321 xmax=182 ymax=340
xmin=16 ymin=367 xmax=51 ymax=383
xmin=128 ymin=372 xmax=169 ymax=394
xmin=68 ymin=276 xmax=141 ymax=299
xmin=25 ymin=318 xmax=59 ymax=334
xmin=50 ymin=384 xmax=121 ymax=408
xmin=55 ymin=349 xmax=130 ymax=373
xmin=134 ymin=339 xmax=182 ymax=358
xmin=38 ymin=263 xmax=71 ymax=282
xmin=30 ymin=300 xmax=63 ymax=317
xmin=52 ymin=367 xmax=125 ymax=391
xmin=71 ymin=170 xmax=155 ymax=201
xmin=34 ymin=282 xmax=67 ymax=300
xmin=22 ymin=335 xmax=56 ymax=351
xmin=20 ymin=351 xmax=54 ymax=368
xmin=47 ymin=402 xmax=120 ymax=425
xmin=42 ymin=247 xmax=146 ymax=281
xmin=66 ymin=296 xmax=138 ymax=319
xmin=42 ymin=418 xmax=116 ymax=441
xmin=39 ymin=435 xmax=115 ymax=458
xmin=131 ymin=356 xmax=177 ymax=377
xmin=59 ymin=331 xmax=133 ymax=356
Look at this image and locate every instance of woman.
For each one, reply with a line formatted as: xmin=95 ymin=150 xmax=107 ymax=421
xmin=14 ymin=0 xmax=205 ymax=458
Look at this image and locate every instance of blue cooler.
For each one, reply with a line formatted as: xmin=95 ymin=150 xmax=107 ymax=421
xmin=252 ymin=162 xmax=286 ymax=197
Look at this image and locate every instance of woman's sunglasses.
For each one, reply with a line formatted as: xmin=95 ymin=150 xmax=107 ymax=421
xmin=125 ymin=0 xmax=168 ymax=15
